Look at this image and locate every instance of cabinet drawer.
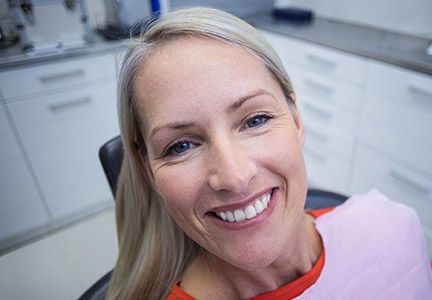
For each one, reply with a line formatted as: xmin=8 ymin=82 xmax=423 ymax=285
xmin=261 ymin=30 xmax=368 ymax=85
xmin=359 ymin=117 xmax=432 ymax=174
xmin=352 ymin=146 xmax=432 ymax=231
xmin=38 ymin=158 xmax=111 ymax=218
xmin=0 ymin=54 xmax=115 ymax=100
xmin=290 ymin=64 xmax=364 ymax=111
xmin=16 ymin=105 xmax=118 ymax=156
xmin=364 ymin=91 xmax=432 ymax=143
xmin=0 ymin=179 xmax=49 ymax=240
xmin=298 ymin=95 xmax=359 ymax=136
xmin=303 ymin=117 xmax=355 ymax=159
xmin=367 ymin=61 xmax=432 ymax=105
xmin=304 ymin=145 xmax=351 ymax=195
xmin=7 ymin=80 xmax=116 ymax=129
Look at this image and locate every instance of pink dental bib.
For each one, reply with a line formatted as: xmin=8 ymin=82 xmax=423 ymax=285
xmin=298 ymin=189 xmax=432 ymax=299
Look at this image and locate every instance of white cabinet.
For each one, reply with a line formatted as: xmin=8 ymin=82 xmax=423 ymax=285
xmin=0 ymin=54 xmax=115 ymax=99
xmin=260 ymin=30 xmax=432 ymax=256
xmin=0 ymin=52 xmax=119 ymax=250
xmin=353 ymin=61 xmax=432 ymax=250
xmin=0 ymin=104 xmax=50 ymax=242
xmin=262 ymin=30 xmax=368 ymax=85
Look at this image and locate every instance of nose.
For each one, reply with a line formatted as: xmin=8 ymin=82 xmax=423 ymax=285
xmin=207 ymin=138 xmax=257 ymax=194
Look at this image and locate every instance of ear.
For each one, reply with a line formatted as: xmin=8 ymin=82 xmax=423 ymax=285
xmin=288 ymin=92 xmax=305 ymax=148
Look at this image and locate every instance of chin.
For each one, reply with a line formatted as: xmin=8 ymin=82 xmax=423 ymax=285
xmin=216 ymin=238 xmax=285 ymax=271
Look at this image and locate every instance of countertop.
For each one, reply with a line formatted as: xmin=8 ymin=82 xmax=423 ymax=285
xmin=246 ymin=12 xmax=432 ymax=76
xmin=0 ymin=36 xmax=125 ymax=70
xmin=1 ymin=13 xmax=432 ymax=75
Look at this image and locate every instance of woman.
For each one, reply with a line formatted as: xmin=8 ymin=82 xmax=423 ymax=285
xmin=107 ymin=7 xmax=432 ymax=300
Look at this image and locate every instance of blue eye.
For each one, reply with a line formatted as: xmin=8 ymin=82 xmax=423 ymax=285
xmin=245 ymin=113 xmax=272 ymax=128
xmin=166 ymin=140 xmax=195 ymax=156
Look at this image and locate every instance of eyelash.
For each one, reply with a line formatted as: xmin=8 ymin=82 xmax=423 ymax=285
xmin=241 ymin=112 xmax=273 ymax=130
xmin=162 ymin=112 xmax=274 ymax=157
xmin=163 ymin=138 xmax=196 ymax=157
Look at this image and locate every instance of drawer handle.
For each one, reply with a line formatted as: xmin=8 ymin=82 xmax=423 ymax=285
xmin=304 ymin=146 xmax=327 ymax=162
xmin=304 ymin=125 xmax=328 ymax=142
xmin=48 ymin=96 xmax=92 ymax=111
xmin=306 ymin=54 xmax=337 ymax=71
xmin=39 ymin=69 xmax=85 ymax=83
xmin=389 ymin=170 xmax=430 ymax=195
xmin=303 ymin=102 xmax=332 ymax=119
xmin=304 ymin=79 xmax=334 ymax=95
xmin=408 ymin=85 xmax=432 ymax=100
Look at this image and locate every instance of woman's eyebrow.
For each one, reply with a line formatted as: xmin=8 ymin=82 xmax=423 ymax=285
xmin=229 ymin=89 xmax=275 ymax=112
xmin=150 ymin=122 xmax=194 ymax=139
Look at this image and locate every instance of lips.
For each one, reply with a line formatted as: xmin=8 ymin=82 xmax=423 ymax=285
xmin=213 ymin=191 xmax=272 ymax=223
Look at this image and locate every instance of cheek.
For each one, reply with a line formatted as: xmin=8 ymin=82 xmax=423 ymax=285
xmin=153 ymin=165 xmax=202 ymax=219
xmin=260 ymin=130 xmax=308 ymax=202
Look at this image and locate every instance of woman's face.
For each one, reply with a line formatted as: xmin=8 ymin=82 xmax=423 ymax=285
xmin=134 ymin=37 xmax=308 ymax=270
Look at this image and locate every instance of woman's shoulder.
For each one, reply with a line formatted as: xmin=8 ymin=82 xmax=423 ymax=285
xmin=316 ymin=189 xmax=423 ymax=237
xmin=304 ymin=189 xmax=432 ymax=299
xmin=315 ymin=189 xmax=426 ymax=254
xmin=313 ymin=188 xmax=432 ymax=268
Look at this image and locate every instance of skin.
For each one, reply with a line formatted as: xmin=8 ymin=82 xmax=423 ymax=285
xmin=134 ymin=37 xmax=322 ymax=299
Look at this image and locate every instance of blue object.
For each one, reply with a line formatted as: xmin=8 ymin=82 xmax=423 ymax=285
xmin=150 ymin=0 xmax=161 ymax=16
xmin=273 ymin=7 xmax=314 ymax=23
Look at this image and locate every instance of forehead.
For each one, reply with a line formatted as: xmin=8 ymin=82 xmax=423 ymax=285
xmin=133 ymin=37 xmax=282 ymax=133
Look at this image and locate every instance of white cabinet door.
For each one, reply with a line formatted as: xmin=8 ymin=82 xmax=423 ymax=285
xmin=367 ymin=61 xmax=432 ymax=103
xmin=290 ymin=64 xmax=364 ymax=111
xmin=7 ymin=80 xmax=118 ymax=219
xmin=298 ymin=95 xmax=360 ymax=136
xmin=363 ymin=92 xmax=432 ymax=145
xmin=0 ymin=105 xmax=50 ymax=241
xmin=303 ymin=117 xmax=355 ymax=159
xmin=0 ymin=52 xmax=119 ymax=250
xmin=38 ymin=157 xmax=113 ymax=218
xmin=261 ymin=30 xmax=368 ymax=85
xmin=0 ymin=54 xmax=116 ymax=100
xmin=359 ymin=115 xmax=432 ymax=175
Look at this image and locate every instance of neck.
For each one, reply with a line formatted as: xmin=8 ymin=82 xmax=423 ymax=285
xmin=180 ymin=213 xmax=322 ymax=300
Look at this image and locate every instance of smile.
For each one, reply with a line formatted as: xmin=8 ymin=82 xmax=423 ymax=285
xmin=214 ymin=192 xmax=272 ymax=223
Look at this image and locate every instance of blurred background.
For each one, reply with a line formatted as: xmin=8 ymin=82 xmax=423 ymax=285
xmin=0 ymin=0 xmax=431 ymax=299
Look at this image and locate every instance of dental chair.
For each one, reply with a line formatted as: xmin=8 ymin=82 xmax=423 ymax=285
xmin=78 ymin=135 xmax=348 ymax=300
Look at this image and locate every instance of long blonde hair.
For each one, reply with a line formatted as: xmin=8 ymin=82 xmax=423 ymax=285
xmin=108 ymin=7 xmax=294 ymax=300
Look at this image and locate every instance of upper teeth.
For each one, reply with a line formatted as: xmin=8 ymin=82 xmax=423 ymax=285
xmin=215 ymin=192 xmax=271 ymax=223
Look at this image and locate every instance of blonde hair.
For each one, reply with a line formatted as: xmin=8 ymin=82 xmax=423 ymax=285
xmin=108 ymin=7 xmax=294 ymax=300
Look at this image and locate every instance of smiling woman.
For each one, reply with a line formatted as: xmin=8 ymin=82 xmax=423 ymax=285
xmin=107 ymin=7 xmax=432 ymax=300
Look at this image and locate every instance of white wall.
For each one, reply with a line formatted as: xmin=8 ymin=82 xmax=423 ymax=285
xmin=275 ymin=0 xmax=432 ymax=39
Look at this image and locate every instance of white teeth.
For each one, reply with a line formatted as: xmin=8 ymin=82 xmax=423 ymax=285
xmin=215 ymin=191 xmax=272 ymax=223
xmin=254 ymin=200 xmax=264 ymax=214
xmin=261 ymin=195 xmax=269 ymax=209
xmin=245 ymin=205 xmax=257 ymax=219
xmin=226 ymin=211 xmax=235 ymax=222
xmin=234 ymin=210 xmax=246 ymax=222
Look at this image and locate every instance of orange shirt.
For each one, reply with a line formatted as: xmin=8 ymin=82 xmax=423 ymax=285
xmin=167 ymin=208 xmax=332 ymax=300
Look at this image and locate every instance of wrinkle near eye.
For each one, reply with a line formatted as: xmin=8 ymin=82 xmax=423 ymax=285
xmin=151 ymin=159 xmax=179 ymax=174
